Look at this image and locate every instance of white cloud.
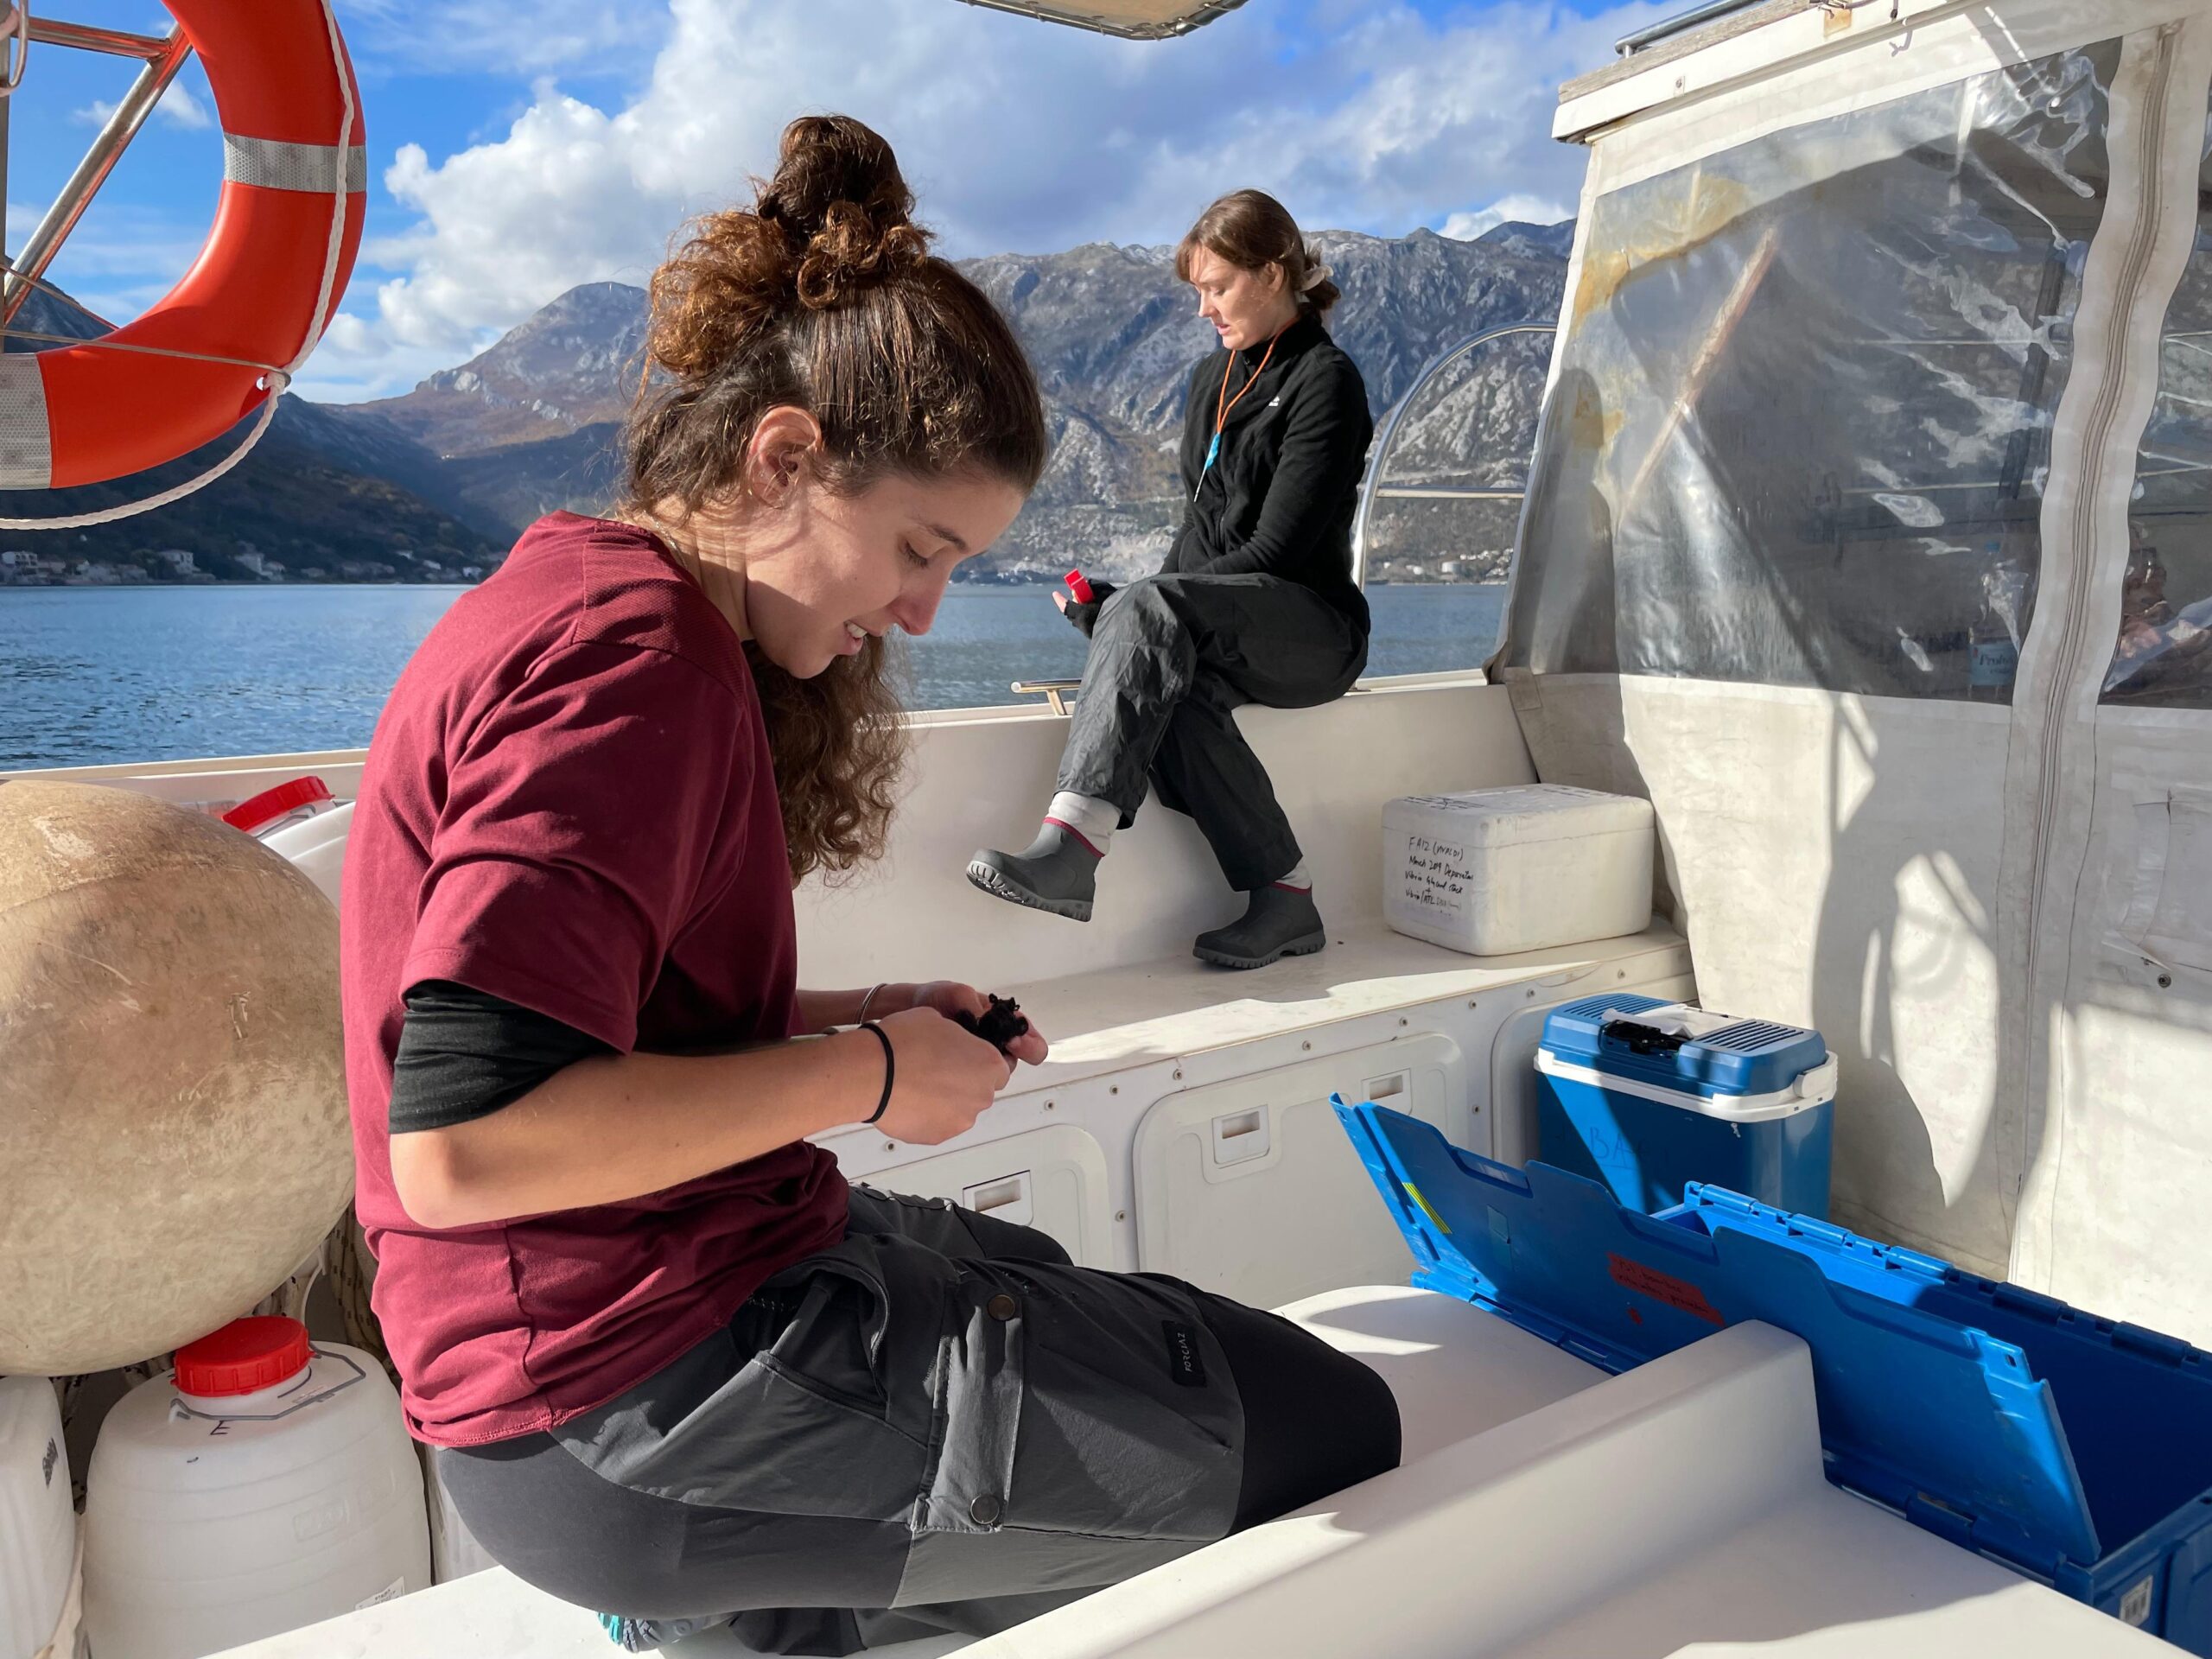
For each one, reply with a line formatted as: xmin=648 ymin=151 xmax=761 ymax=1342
xmin=314 ymin=0 xmax=1662 ymax=400
xmin=71 ymin=81 xmax=213 ymax=132
xmin=1439 ymin=193 xmax=1576 ymax=240
xmin=292 ymin=310 xmax=504 ymax=403
xmin=157 ymin=83 xmax=213 ymax=130
xmin=367 ymin=87 xmax=674 ymax=347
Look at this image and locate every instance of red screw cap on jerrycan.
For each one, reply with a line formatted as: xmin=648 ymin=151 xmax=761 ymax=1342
xmin=173 ymin=1317 xmax=313 ymax=1397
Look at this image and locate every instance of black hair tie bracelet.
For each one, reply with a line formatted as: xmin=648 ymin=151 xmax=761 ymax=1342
xmin=860 ymin=1020 xmax=895 ymax=1125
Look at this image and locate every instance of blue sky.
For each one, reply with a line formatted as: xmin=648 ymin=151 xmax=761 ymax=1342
xmin=8 ymin=0 xmax=1661 ymax=401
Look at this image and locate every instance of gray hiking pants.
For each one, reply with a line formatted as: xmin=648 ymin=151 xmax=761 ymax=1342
xmin=437 ymin=1185 xmax=1400 ymax=1656
xmin=1060 ymin=574 xmax=1367 ymax=891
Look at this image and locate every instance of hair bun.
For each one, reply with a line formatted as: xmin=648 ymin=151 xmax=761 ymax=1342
xmin=761 ymin=115 xmax=933 ymax=308
xmin=645 ymin=116 xmax=936 ymax=382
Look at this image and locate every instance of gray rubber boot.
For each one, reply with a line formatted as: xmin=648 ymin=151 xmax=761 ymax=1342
xmin=601 ymin=1612 xmax=734 ymax=1651
xmin=967 ymin=823 xmax=1099 ymax=922
xmin=1193 ymin=887 xmax=1327 ymax=969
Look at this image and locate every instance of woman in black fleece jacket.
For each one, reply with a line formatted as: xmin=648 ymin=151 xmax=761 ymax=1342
xmin=969 ymin=190 xmax=1374 ymax=969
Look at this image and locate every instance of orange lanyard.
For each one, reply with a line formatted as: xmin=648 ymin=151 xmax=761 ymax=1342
xmin=1196 ymin=323 xmax=1289 ymax=499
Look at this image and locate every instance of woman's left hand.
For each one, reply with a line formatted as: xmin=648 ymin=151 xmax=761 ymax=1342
xmin=908 ymin=980 xmax=1051 ymax=1067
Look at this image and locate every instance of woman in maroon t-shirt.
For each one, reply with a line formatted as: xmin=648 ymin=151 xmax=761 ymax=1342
xmin=344 ymin=116 xmax=1399 ymax=1653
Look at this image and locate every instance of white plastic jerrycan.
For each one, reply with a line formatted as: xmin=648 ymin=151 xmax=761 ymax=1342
xmin=85 ymin=1317 xmax=429 ymax=1659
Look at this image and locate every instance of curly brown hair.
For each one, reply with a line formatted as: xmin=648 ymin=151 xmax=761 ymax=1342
xmin=622 ymin=115 xmax=1049 ymax=884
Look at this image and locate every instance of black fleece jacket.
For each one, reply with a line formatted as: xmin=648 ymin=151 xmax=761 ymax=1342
xmin=1163 ymin=310 xmax=1375 ymax=632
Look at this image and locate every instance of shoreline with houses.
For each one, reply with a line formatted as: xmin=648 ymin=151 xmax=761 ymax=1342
xmin=3 ymin=546 xmax=1497 ymax=589
xmin=0 ymin=544 xmax=487 ymax=588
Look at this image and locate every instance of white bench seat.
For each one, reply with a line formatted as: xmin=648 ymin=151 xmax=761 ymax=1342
xmin=966 ymin=922 xmax=1691 ymax=1096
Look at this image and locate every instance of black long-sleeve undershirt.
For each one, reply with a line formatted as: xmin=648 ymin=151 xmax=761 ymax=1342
xmin=388 ymin=979 xmax=610 ymax=1134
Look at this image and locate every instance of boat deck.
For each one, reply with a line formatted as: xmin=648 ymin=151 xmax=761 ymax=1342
xmin=213 ymin=1287 xmax=2172 ymax=1659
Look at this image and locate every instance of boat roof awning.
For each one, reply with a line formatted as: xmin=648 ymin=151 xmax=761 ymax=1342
xmin=950 ymin=0 xmax=1248 ymax=41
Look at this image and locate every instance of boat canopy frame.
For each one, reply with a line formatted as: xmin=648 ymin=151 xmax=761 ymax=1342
xmin=949 ymin=0 xmax=1249 ymax=41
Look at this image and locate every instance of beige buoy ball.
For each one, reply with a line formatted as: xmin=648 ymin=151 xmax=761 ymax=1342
xmin=0 ymin=780 xmax=351 ymax=1376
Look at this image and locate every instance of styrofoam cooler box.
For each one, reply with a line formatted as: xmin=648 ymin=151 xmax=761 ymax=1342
xmin=1382 ymin=785 xmax=1655 ymax=956
xmin=1535 ymin=995 xmax=1836 ymax=1217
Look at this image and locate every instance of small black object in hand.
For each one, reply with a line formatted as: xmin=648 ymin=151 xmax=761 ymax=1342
xmin=953 ymin=995 xmax=1031 ymax=1056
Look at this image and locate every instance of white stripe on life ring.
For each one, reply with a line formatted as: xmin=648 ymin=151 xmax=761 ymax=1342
xmin=222 ymin=134 xmax=368 ymax=194
xmin=0 ymin=355 xmax=52 ymax=490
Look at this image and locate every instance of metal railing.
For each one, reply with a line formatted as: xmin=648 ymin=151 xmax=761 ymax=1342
xmin=1006 ymin=675 xmax=1378 ymax=714
xmin=1350 ymin=321 xmax=1554 ymax=590
xmin=1615 ymin=0 xmax=1774 ymax=56
xmin=1009 ymin=678 xmax=1082 ymax=715
xmin=29 ymin=17 xmax=171 ymax=58
xmin=1 ymin=14 xmax=194 ymax=329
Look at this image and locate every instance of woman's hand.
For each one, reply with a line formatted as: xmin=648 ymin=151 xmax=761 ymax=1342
xmin=1052 ymin=579 xmax=1113 ymax=636
xmin=871 ymin=1005 xmax=1012 ymax=1145
xmin=390 ymin=982 xmax=1054 ymax=1224
xmin=908 ymin=979 xmax=1051 ymax=1067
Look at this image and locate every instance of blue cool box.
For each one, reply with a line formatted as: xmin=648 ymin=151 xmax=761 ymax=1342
xmin=1334 ymin=1098 xmax=2212 ymax=1653
xmin=1536 ymin=993 xmax=1836 ymax=1217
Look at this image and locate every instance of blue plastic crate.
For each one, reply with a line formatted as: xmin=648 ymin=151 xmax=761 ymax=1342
xmin=1536 ymin=994 xmax=1836 ymax=1216
xmin=1334 ymin=1097 xmax=2212 ymax=1653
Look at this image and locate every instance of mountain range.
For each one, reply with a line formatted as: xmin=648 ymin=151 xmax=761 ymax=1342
xmin=0 ymin=221 xmax=1570 ymax=583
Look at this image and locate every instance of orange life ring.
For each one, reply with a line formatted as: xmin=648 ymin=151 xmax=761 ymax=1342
xmin=0 ymin=0 xmax=364 ymax=491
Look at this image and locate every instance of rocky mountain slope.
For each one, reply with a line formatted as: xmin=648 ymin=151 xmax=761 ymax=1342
xmin=337 ymin=221 xmax=1570 ymax=580
xmin=4 ymin=222 xmax=1569 ymax=583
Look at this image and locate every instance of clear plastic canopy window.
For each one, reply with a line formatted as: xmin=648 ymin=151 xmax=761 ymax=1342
xmin=1507 ymin=44 xmax=2119 ymax=701
xmin=2108 ymin=115 xmax=2212 ymax=709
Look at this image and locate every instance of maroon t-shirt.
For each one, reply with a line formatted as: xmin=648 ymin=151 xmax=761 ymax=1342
xmin=341 ymin=512 xmax=849 ymax=1446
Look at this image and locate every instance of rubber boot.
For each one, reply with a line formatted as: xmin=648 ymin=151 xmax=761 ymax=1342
xmin=967 ymin=823 xmax=1099 ymax=922
xmin=1193 ymin=887 xmax=1327 ymax=969
xmin=600 ymin=1612 xmax=734 ymax=1651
